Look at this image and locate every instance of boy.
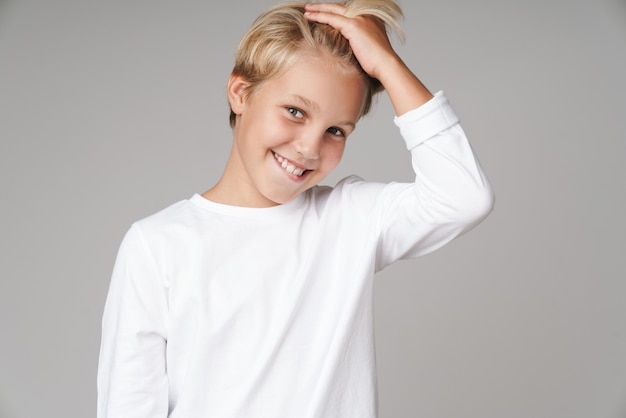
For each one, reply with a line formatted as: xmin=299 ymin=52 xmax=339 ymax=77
xmin=98 ymin=1 xmax=494 ymax=417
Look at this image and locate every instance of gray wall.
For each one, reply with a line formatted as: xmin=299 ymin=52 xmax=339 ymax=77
xmin=1 ymin=0 xmax=624 ymax=417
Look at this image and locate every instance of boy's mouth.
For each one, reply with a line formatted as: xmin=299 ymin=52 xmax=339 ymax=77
xmin=272 ymin=152 xmax=309 ymax=177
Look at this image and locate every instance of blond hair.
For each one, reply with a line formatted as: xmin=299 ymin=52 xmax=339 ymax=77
xmin=229 ymin=0 xmax=404 ymax=127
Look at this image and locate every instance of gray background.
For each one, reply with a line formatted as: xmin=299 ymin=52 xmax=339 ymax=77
xmin=1 ymin=0 xmax=625 ymax=417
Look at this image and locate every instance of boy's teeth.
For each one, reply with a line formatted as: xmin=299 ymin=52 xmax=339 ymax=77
xmin=274 ymin=153 xmax=306 ymax=176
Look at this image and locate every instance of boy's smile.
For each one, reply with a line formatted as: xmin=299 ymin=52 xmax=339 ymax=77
xmin=272 ymin=151 xmax=309 ymax=178
xmin=205 ymin=52 xmax=366 ymax=208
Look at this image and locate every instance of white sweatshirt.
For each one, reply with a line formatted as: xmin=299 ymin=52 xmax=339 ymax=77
xmin=97 ymin=91 xmax=494 ymax=418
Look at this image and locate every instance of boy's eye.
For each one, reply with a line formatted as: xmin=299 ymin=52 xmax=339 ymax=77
xmin=286 ymin=107 xmax=304 ymax=119
xmin=326 ymin=127 xmax=345 ymax=138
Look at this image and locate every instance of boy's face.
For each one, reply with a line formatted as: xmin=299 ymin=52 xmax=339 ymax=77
xmin=226 ymin=53 xmax=366 ymax=207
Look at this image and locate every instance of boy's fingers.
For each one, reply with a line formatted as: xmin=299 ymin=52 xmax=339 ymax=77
xmin=304 ymin=10 xmax=350 ymax=31
xmin=304 ymin=2 xmax=358 ymax=34
xmin=304 ymin=11 xmax=346 ymax=24
xmin=304 ymin=2 xmax=346 ymax=15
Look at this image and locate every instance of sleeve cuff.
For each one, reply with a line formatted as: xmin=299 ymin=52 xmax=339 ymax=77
xmin=393 ymin=90 xmax=460 ymax=150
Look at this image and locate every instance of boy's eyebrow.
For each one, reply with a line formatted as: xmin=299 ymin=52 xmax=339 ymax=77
xmin=286 ymin=94 xmax=320 ymax=112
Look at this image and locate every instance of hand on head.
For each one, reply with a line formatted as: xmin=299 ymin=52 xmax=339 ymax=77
xmin=304 ymin=2 xmax=401 ymax=82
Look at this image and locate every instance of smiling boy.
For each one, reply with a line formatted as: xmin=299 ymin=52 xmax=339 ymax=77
xmin=205 ymin=53 xmax=364 ymax=207
xmin=97 ymin=1 xmax=494 ymax=417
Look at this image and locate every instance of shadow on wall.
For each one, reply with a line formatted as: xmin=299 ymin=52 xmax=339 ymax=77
xmin=0 ymin=0 xmax=14 ymax=26
xmin=611 ymin=0 xmax=626 ymax=24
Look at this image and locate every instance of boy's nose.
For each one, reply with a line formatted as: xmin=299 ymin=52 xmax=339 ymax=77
xmin=293 ymin=131 xmax=322 ymax=160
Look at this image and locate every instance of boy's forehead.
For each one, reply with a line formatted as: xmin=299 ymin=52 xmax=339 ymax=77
xmin=274 ymin=55 xmax=365 ymax=97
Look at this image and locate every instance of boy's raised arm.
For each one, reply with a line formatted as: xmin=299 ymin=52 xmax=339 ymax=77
xmin=306 ymin=2 xmax=494 ymax=265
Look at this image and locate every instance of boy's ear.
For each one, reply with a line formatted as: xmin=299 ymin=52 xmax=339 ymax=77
xmin=227 ymin=73 xmax=249 ymax=115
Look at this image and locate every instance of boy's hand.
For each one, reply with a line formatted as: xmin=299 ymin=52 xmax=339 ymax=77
xmin=304 ymin=2 xmax=398 ymax=82
xmin=304 ymin=2 xmax=433 ymax=115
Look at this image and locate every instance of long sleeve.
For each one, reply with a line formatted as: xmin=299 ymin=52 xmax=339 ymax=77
xmin=97 ymin=224 xmax=169 ymax=418
xmin=369 ymin=91 xmax=494 ymax=270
